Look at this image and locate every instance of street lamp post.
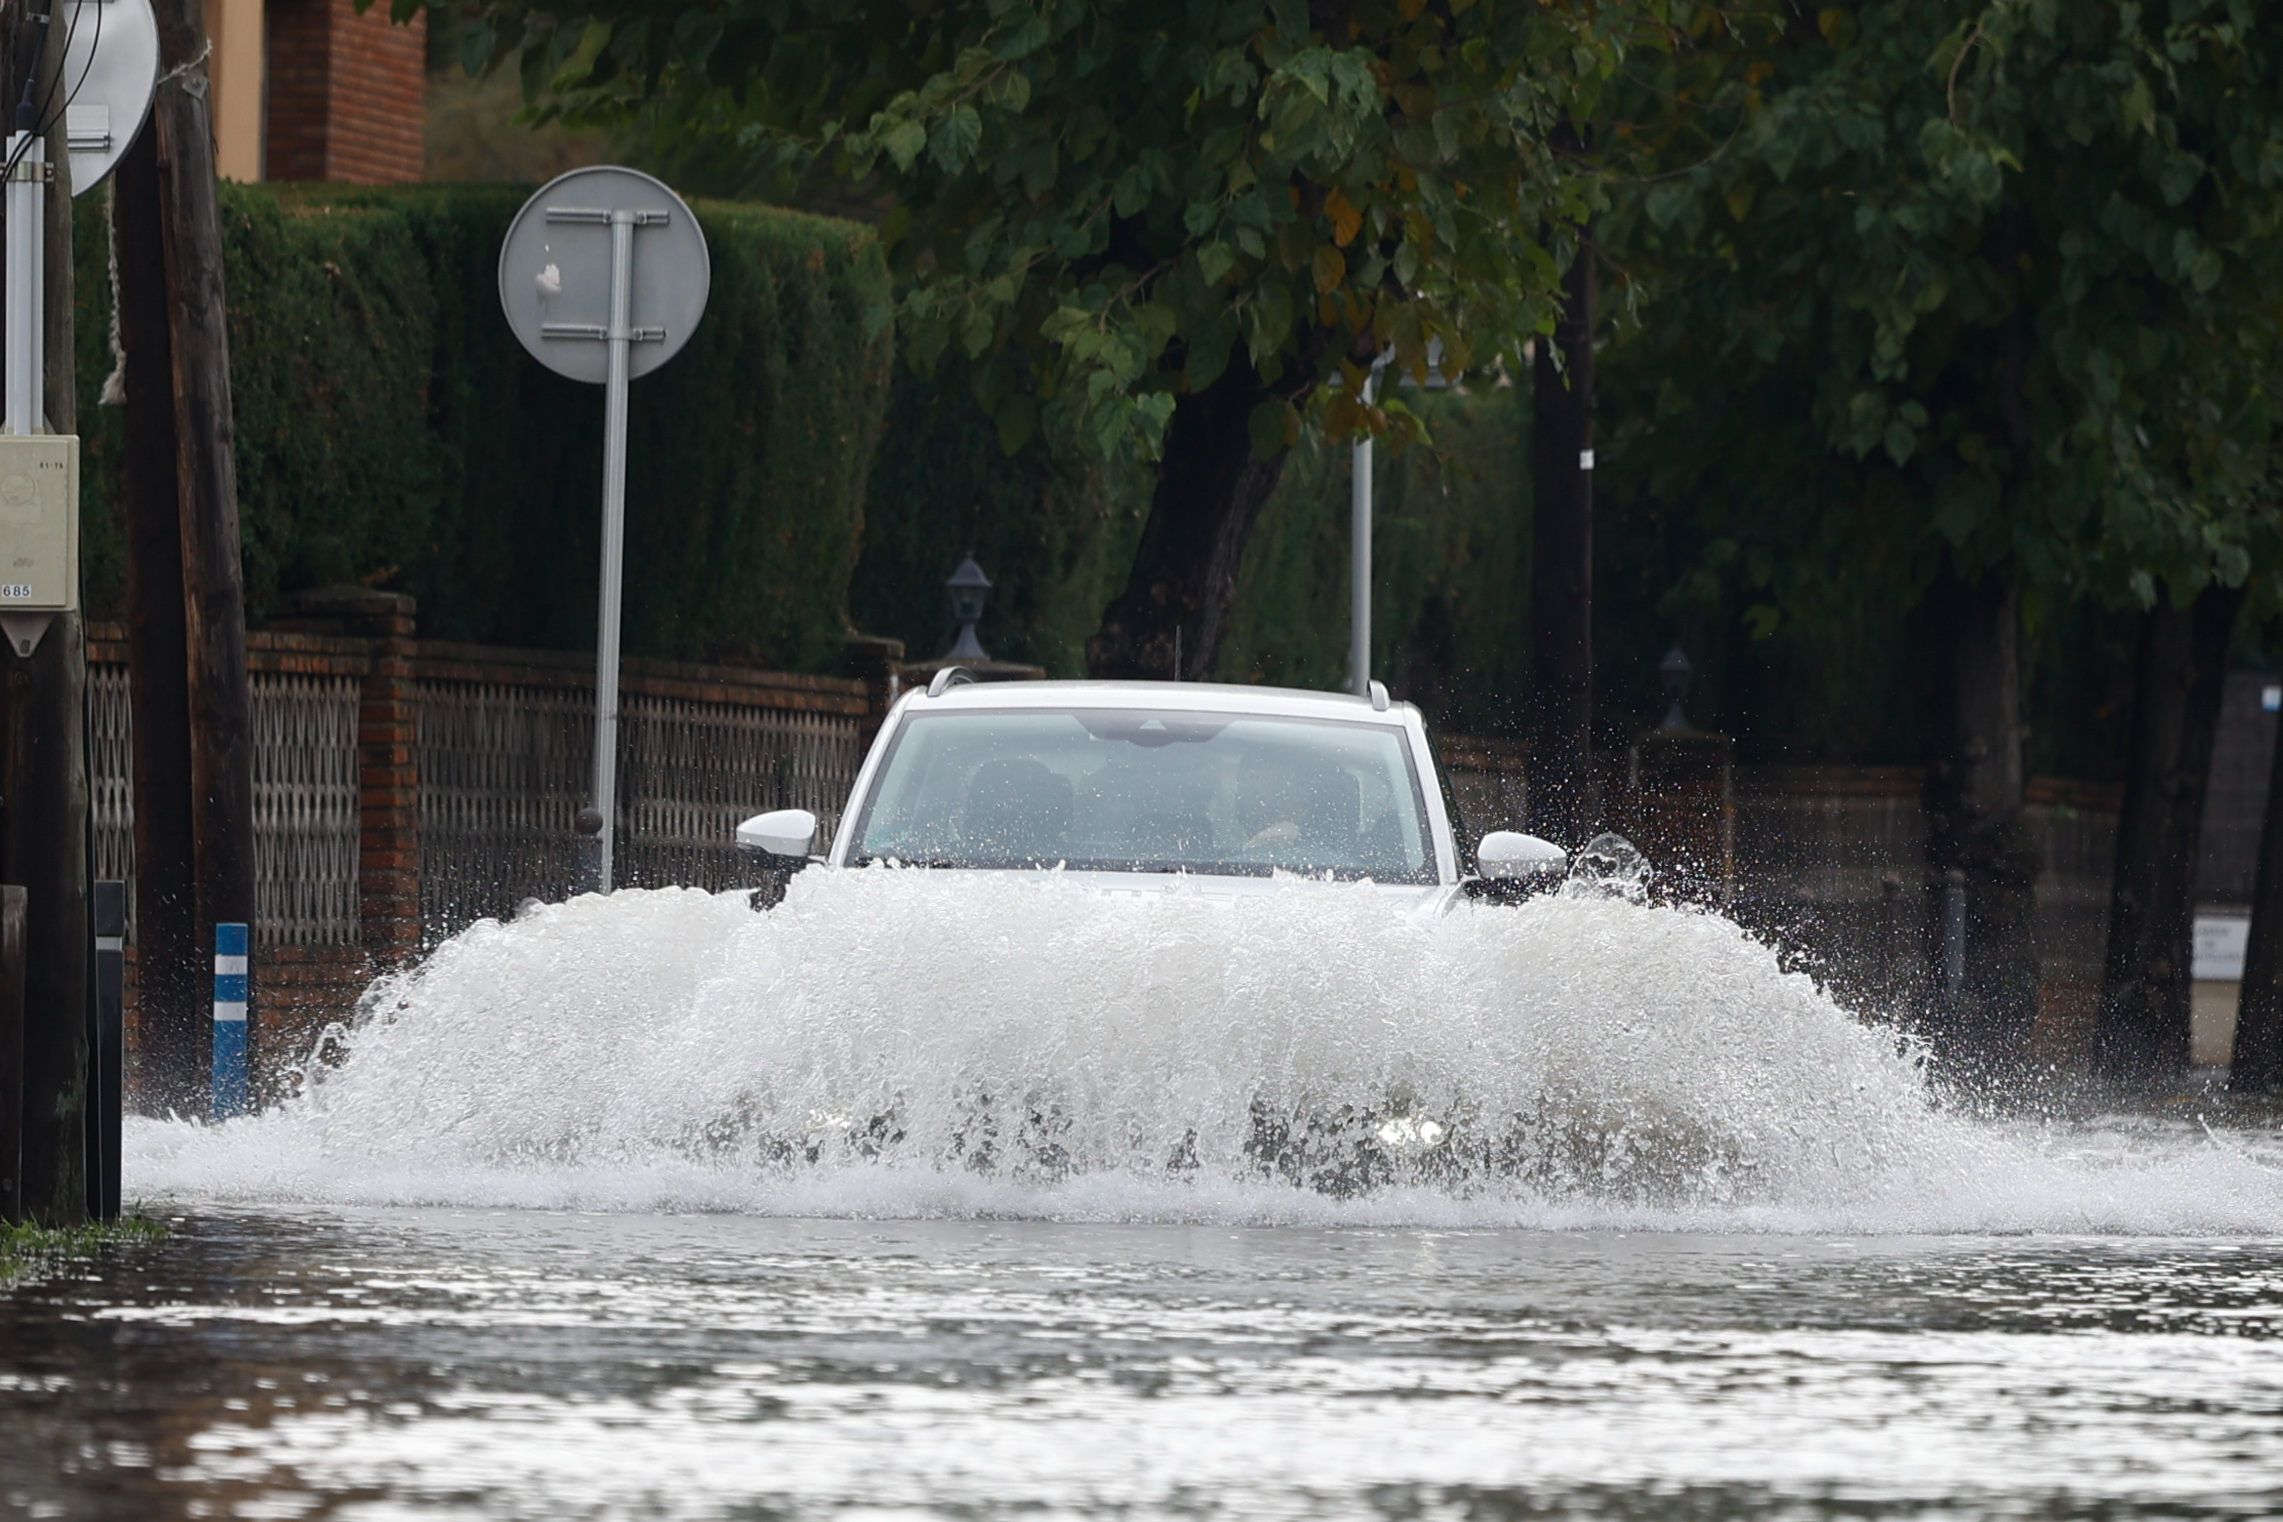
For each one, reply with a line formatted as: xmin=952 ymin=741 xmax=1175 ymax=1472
xmin=1350 ymin=343 xmax=1448 ymax=698
xmin=1350 ymin=354 xmax=1391 ymax=698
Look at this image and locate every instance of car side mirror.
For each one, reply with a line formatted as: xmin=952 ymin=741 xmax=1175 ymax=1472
xmin=737 ymin=808 xmax=819 ymax=860
xmin=1476 ymin=830 xmax=1567 ymax=881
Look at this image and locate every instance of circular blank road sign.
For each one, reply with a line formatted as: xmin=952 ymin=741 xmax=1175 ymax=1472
xmin=498 ymin=165 xmax=712 ymax=386
xmin=61 ymin=0 xmax=160 ymax=198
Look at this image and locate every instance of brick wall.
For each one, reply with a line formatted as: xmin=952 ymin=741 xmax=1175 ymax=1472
xmin=265 ymin=0 xmax=427 ymax=184
xmin=124 ymin=945 xmax=377 ymax=1105
xmin=90 ymin=605 xmax=885 ymax=1101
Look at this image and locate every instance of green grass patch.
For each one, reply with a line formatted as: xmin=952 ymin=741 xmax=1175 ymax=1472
xmin=1 ymin=1215 xmax=167 ymax=1282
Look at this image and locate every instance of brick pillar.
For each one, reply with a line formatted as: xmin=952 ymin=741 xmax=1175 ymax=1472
xmin=356 ymin=596 xmax=421 ymax=966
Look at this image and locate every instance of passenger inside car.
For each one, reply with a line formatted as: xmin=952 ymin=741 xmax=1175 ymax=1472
xmin=957 ymin=758 xmax=1073 ymax=864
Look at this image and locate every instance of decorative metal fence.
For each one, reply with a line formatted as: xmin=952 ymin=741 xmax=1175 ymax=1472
xmin=88 ymin=664 xmax=134 ymax=912
xmin=250 ymin=673 xmax=363 ymax=946
xmin=617 ymin=693 xmax=861 ymax=892
xmin=416 ymin=678 xmax=863 ymax=939
xmin=88 ymin=631 xmax=869 ymax=953
xmin=86 ymin=666 xmax=363 ymax=948
xmin=415 ymin=679 xmax=592 ymax=937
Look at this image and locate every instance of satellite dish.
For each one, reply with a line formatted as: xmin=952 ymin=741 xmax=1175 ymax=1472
xmin=59 ymin=0 xmax=160 ymax=198
xmin=498 ymin=165 xmax=712 ymax=385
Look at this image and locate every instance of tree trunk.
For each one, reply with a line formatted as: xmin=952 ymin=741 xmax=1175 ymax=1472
xmin=155 ymin=0 xmax=258 ymax=1093
xmin=2230 ymin=696 xmax=2283 ymax=1092
xmin=1528 ymin=213 xmax=1596 ymax=849
xmin=114 ymin=123 xmax=203 ymax=1114
xmin=1925 ymin=570 xmax=2038 ymax=1072
xmin=1088 ymin=356 xmax=1293 ymax=680
xmin=2093 ymin=585 xmax=2242 ymax=1083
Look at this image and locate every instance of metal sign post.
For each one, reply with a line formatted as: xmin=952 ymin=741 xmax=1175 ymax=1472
xmin=4 ymin=132 xmax=45 ymax=436
xmin=0 ymin=0 xmax=155 ymax=655
xmin=0 ymin=110 xmax=57 ymax=662
xmin=500 ymin=167 xmax=710 ymax=893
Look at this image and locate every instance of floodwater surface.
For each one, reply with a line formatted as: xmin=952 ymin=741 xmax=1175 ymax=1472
xmin=6 ymin=875 xmax=2282 ymax=1518
xmin=4 ymin=1210 xmax=2281 ymax=1519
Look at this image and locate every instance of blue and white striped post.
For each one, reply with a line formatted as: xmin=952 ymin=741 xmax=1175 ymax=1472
xmin=212 ymin=923 xmax=250 ymax=1120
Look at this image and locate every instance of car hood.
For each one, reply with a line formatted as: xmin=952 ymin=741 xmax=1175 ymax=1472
xmin=830 ymin=863 xmax=1454 ymax=911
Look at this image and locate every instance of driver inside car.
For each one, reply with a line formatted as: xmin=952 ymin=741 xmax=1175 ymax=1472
xmin=1235 ymin=759 xmax=1359 ymax=865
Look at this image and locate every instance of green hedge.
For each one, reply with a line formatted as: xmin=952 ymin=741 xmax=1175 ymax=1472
xmin=73 ymin=183 xmax=892 ymax=669
xmin=856 ymin=381 xmax=1534 ymax=699
xmin=1219 ymin=388 xmax=1533 ymax=734
xmin=850 ymin=360 xmax=1148 ymax=676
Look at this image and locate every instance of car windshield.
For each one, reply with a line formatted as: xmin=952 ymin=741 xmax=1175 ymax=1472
xmin=847 ymin=708 xmax=1436 ymax=883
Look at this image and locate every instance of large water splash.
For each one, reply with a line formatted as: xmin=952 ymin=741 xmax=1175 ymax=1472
xmin=131 ymin=870 xmax=2283 ymax=1233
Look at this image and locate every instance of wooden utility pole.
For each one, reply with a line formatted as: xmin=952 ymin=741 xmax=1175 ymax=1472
xmin=0 ymin=4 xmax=90 ymax=1225
xmin=1529 ymin=162 xmax=1596 ymax=851
xmin=112 ymin=122 xmax=200 ymax=1112
xmin=113 ymin=0 xmax=255 ymax=1111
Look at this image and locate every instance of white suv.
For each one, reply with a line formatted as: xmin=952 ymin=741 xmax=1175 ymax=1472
xmin=737 ymin=673 xmax=1566 ymax=905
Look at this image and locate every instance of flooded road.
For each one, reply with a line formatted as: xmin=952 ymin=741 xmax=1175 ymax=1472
xmin=5 ymin=1206 xmax=2282 ymax=1519
xmin=9 ymin=883 xmax=2283 ymax=1517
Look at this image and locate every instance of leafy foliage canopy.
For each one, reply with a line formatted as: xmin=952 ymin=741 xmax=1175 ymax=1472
xmin=448 ymin=0 xmax=1705 ymax=460
xmin=1606 ymin=0 xmax=2283 ymax=631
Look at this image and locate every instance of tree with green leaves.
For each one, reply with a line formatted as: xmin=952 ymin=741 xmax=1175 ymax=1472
xmin=1601 ymin=1 xmax=2283 ymax=1073
xmin=437 ymin=0 xmax=1695 ymax=678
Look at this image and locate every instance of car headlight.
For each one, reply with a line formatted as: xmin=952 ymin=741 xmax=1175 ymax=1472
xmin=1374 ymin=1114 xmax=1448 ymax=1152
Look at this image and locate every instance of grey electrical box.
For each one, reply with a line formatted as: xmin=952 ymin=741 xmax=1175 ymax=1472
xmin=0 ymin=434 xmax=80 ymax=613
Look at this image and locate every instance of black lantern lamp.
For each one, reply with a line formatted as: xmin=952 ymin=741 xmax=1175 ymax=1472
xmin=944 ymin=553 xmax=993 ymax=662
xmin=1657 ymin=644 xmax=1695 ymax=732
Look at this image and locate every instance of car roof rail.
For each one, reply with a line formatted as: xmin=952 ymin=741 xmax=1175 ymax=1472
xmin=927 ymin=665 xmax=977 ymax=698
xmin=1368 ymin=679 xmax=1391 ymax=713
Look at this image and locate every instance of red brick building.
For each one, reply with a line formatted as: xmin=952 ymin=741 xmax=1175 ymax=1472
xmin=208 ymin=0 xmax=426 ymax=184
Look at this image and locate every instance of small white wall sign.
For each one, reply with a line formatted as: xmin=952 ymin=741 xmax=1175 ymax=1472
xmin=2193 ymin=914 xmax=2250 ymax=982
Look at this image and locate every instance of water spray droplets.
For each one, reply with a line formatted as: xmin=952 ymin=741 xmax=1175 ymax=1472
xmin=124 ymin=872 xmax=2283 ymax=1232
xmin=1563 ymin=833 xmax=1655 ymax=904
